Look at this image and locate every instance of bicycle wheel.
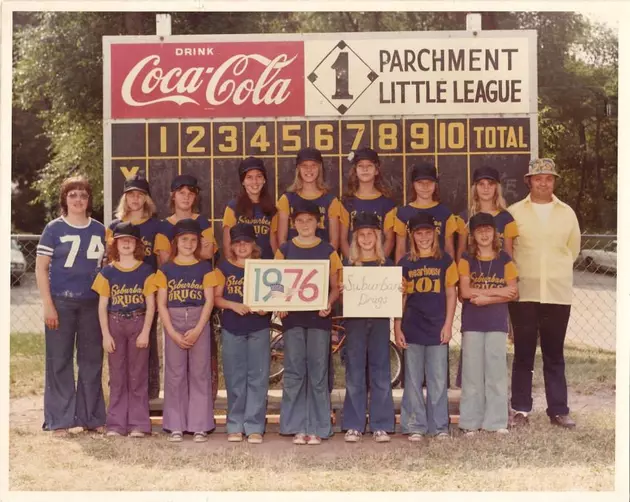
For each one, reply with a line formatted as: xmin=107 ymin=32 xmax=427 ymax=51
xmin=389 ymin=341 xmax=403 ymax=387
xmin=269 ymin=323 xmax=285 ymax=383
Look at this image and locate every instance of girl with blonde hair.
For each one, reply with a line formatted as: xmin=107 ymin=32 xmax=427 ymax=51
xmin=276 ymin=147 xmax=341 ymax=250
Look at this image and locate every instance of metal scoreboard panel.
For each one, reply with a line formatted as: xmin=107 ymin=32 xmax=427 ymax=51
xmin=103 ymin=31 xmax=537 ymax=242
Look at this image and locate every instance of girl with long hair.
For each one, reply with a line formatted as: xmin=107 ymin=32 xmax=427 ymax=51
xmin=222 ymin=157 xmax=277 ymax=259
xmin=341 ymin=211 xmax=395 ymax=443
xmin=455 ymin=165 xmax=518 ymax=261
xmin=276 ymin=147 xmax=341 ymax=250
xmin=395 ymin=212 xmax=458 ymax=441
xmin=454 ymin=165 xmax=519 ymax=388
xmin=457 ymin=213 xmax=519 ymax=436
xmin=339 ymin=148 xmax=396 ymax=258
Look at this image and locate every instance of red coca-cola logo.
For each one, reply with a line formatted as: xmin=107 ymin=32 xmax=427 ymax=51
xmin=109 ymin=42 xmax=305 ymax=119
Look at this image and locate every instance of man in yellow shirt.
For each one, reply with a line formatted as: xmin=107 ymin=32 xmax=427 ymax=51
xmin=507 ymin=158 xmax=581 ymax=429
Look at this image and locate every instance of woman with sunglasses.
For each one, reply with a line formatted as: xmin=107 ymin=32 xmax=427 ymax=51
xmin=35 ymin=175 xmax=107 ymax=437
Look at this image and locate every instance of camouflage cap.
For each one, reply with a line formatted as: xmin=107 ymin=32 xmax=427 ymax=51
xmin=526 ymin=158 xmax=560 ymax=177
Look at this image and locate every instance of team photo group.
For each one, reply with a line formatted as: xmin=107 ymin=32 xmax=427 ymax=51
xmin=35 ymin=144 xmax=581 ymax=446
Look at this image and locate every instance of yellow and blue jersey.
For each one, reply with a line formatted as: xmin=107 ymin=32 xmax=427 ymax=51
xmin=92 ymin=262 xmax=156 ymax=313
xmin=277 ymin=191 xmax=341 ymax=242
xmin=458 ymin=251 xmax=518 ymax=333
xmin=223 ymin=199 xmax=274 ymax=259
xmin=153 ymin=214 xmax=218 ymax=257
xmin=395 ymin=201 xmax=458 ymax=253
xmin=340 ymin=194 xmax=396 ymax=245
xmin=153 ymin=258 xmax=218 ymax=308
xmin=37 ymin=217 xmax=105 ymax=300
xmin=399 ymin=252 xmax=459 ymax=345
xmin=215 ymin=259 xmax=271 ymax=335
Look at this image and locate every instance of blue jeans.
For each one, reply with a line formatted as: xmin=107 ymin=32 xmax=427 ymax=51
xmin=221 ymin=328 xmax=270 ymax=435
xmin=43 ymin=297 xmax=106 ymax=431
xmin=280 ymin=327 xmax=332 ymax=438
xmin=342 ymin=319 xmax=394 ymax=432
xmin=400 ymin=343 xmax=449 ymax=435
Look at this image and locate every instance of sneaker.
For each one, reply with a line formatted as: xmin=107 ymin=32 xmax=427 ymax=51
xmin=168 ymin=431 xmax=183 ymax=442
xmin=105 ymin=430 xmax=122 ymax=437
xmin=247 ymin=433 xmax=263 ymax=444
xmin=463 ymin=430 xmax=478 ymax=437
xmin=408 ymin=433 xmax=424 ymax=442
xmin=495 ymin=428 xmax=510 ymax=435
xmin=344 ymin=430 xmax=362 ymax=443
xmin=435 ymin=432 xmax=450 ymax=440
xmin=373 ymin=430 xmax=391 ymax=443
xmin=129 ymin=430 xmax=145 ymax=438
xmin=193 ymin=432 xmax=208 ymax=443
xmin=307 ymin=435 xmax=322 ymax=445
xmin=550 ymin=414 xmax=576 ymax=429
xmin=510 ymin=411 xmax=529 ymax=428
xmin=293 ymin=433 xmax=307 ymax=445
xmin=227 ymin=433 xmax=243 ymax=442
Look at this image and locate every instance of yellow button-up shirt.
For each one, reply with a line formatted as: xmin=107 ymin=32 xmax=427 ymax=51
xmin=508 ymin=194 xmax=581 ymax=305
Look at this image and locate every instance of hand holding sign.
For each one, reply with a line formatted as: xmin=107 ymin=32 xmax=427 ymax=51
xmin=342 ymin=267 xmax=403 ymax=318
xmin=244 ymin=260 xmax=330 ymax=312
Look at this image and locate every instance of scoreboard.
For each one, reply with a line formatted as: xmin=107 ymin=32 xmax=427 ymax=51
xmin=104 ymin=31 xmax=537 ymax=243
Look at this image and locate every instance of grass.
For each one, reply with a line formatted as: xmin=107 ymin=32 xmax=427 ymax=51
xmin=9 ymin=331 xmax=617 ymax=491
xmin=8 ymin=410 xmax=614 ymax=491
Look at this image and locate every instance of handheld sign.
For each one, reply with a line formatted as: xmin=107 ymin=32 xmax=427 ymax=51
xmin=342 ymin=267 xmax=403 ymax=318
xmin=243 ymin=259 xmax=330 ymax=312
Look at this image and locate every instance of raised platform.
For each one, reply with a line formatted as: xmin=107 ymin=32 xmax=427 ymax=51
xmin=150 ymin=388 xmax=461 ymax=432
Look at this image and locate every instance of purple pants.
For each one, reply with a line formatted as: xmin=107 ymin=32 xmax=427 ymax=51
xmin=106 ymin=312 xmax=151 ymax=434
xmin=163 ymin=306 xmax=214 ymax=433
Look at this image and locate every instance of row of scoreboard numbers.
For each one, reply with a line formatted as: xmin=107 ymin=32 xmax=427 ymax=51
xmin=110 ymin=118 xmax=531 ymax=159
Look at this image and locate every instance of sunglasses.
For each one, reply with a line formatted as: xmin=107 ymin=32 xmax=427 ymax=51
xmin=67 ymin=191 xmax=89 ymax=200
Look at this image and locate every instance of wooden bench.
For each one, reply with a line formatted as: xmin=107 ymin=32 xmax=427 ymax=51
xmin=150 ymin=389 xmax=461 ymax=432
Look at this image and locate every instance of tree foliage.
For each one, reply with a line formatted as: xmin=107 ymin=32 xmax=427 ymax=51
xmin=12 ymin=11 xmax=617 ymax=232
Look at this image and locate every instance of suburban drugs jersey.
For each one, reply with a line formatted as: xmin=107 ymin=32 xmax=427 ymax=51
xmin=107 ymin=217 xmax=160 ymax=270
xmin=277 ymin=191 xmax=341 ymax=242
xmin=340 ymin=194 xmax=397 ymax=245
xmin=458 ymin=251 xmax=518 ymax=333
xmin=215 ymin=259 xmax=271 ymax=335
xmin=153 ymin=258 xmax=218 ymax=308
xmin=395 ymin=201 xmax=458 ymax=254
xmin=36 ymin=217 xmax=105 ymax=300
xmin=457 ymin=210 xmax=518 ymax=251
xmin=275 ymin=238 xmax=342 ymax=330
xmin=91 ymin=262 xmax=156 ymax=313
xmin=223 ymin=199 xmax=274 ymax=259
xmin=399 ymin=252 xmax=459 ymax=345
xmin=153 ymin=214 xmax=218 ymax=257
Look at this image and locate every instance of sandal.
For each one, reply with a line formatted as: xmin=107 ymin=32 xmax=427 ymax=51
xmin=52 ymin=428 xmax=69 ymax=438
xmin=168 ymin=431 xmax=184 ymax=442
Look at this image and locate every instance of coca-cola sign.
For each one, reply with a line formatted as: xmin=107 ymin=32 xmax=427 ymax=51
xmin=109 ymin=42 xmax=305 ymax=118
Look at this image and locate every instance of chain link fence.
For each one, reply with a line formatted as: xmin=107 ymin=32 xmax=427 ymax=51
xmin=10 ymin=233 xmax=617 ymax=352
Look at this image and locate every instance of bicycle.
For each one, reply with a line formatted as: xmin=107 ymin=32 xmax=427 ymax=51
xmin=269 ymin=316 xmax=404 ymax=387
